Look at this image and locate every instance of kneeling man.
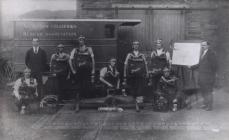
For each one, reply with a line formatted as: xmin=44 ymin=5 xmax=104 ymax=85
xmin=13 ymin=68 xmax=38 ymax=114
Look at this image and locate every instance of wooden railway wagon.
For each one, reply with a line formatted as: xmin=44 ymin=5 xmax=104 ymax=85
xmin=13 ymin=19 xmax=141 ymax=102
xmin=13 ymin=19 xmax=141 ymax=72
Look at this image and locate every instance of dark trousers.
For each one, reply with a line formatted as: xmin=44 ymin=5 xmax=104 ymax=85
xmin=73 ymin=66 xmax=92 ymax=99
xmin=56 ymin=71 xmax=68 ymax=100
xmin=151 ymin=72 xmax=163 ymax=91
xmin=128 ymin=76 xmax=145 ymax=98
xmin=199 ymin=73 xmax=215 ymax=108
xmin=199 ymin=82 xmax=213 ymax=108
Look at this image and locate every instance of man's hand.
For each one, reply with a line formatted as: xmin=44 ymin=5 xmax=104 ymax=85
xmin=146 ymin=73 xmax=149 ymax=78
xmin=108 ymin=83 xmax=113 ymax=88
xmin=72 ymin=70 xmax=76 ymax=74
xmin=122 ymin=78 xmax=127 ymax=86
xmin=187 ymin=65 xmax=192 ymax=69
xmin=16 ymin=94 xmax=21 ymax=100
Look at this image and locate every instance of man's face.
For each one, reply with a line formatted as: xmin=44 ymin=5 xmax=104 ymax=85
xmin=133 ymin=43 xmax=139 ymax=50
xmin=164 ymin=71 xmax=170 ymax=77
xmin=156 ymin=42 xmax=162 ymax=49
xmin=58 ymin=47 xmax=64 ymax=52
xmin=79 ymin=39 xmax=85 ymax=46
xmin=110 ymin=59 xmax=116 ymax=67
xmin=32 ymin=40 xmax=39 ymax=47
xmin=24 ymin=72 xmax=31 ymax=78
xmin=201 ymin=42 xmax=209 ymax=50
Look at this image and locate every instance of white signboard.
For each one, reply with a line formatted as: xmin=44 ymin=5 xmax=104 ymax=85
xmin=172 ymin=42 xmax=202 ymax=66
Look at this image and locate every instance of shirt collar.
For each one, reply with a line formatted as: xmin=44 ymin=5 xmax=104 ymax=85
xmin=133 ymin=50 xmax=139 ymax=56
xmin=33 ymin=46 xmax=39 ymax=53
xmin=33 ymin=46 xmax=39 ymax=49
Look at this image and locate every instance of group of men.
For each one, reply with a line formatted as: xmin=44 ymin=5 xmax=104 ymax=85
xmin=13 ymin=36 xmax=217 ymax=114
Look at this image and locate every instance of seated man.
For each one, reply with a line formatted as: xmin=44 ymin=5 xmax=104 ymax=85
xmin=155 ymin=67 xmax=178 ymax=111
xmin=13 ymin=68 xmax=38 ymax=114
xmin=100 ymin=58 xmax=120 ymax=95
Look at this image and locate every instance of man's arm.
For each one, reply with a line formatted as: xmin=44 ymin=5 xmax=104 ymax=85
xmin=166 ymin=51 xmax=172 ymax=66
xmin=150 ymin=51 xmax=156 ymax=58
xmin=116 ymin=76 xmax=120 ymax=89
xmin=50 ymin=54 xmax=55 ymax=71
xmin=142 ymin=54 xmax=149 ymax=77
xmin=99 ymin=67 xmax=113 ymax=87
xmin=69 ymin=49 xmax=76 ymax=74
xmin=25 ymin=50 xmax=30 ymax=68
xmin=42 ymin=49 xmax=48 ymax=71
xmin=89 ymin=47 xmax=95 ymax=74
xmin=13 ymin=79 xmax=22 ymax=100
xmin=123 ymin=53 xmax=130 ymax=78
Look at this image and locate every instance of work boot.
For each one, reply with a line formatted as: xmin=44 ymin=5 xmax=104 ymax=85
xmin=200 ymin=104 xmax=208 ymax=110
xmin=205 ymin=106 xmax=212 ymax=111
xmin=20 ymin=106 xmax=26 ymax=115
xmin=135 ymin=102 xmax=140 ymax=112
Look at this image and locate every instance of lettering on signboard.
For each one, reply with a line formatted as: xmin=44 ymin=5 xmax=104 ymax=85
xmin=16 ymin=21 xmax=78 ymax=40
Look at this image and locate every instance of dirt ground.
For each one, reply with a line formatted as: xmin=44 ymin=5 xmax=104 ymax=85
xmin=1 ymin=87 xmax=229 ymax=140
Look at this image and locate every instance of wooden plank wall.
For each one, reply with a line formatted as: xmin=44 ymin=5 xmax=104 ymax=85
xmin=117 ymin=9 xmax=185 ymax=62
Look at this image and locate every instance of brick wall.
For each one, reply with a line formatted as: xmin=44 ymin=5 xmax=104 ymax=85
xmin=184 ymin=10 xmax=218 ymax=45
xmin=216 ymin=7 xmax=229 ymax=88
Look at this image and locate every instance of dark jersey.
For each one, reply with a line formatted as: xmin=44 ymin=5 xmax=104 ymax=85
xmin=50 ymin=53 xmax=69 ymax=74
xmin=72 ymin=47 xmax=92 ymax=70
xmin=103 ymin=65 xmax=119 ymax=86
xmin=127 ymin=52 xmax=146 ymax=77
xmin=151 ymin=49 xmax=168 ymax=70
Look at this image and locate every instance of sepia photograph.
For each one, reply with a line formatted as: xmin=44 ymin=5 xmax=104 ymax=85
xmin=0 ymin=0 xmax=229 ymax=139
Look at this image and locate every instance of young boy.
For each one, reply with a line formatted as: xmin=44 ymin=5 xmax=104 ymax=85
xmin=13 ymin=68 xmax=38 ymax=114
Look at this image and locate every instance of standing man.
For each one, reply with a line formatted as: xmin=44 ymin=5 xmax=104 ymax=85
xmin=50 ymin=44 xmax=70 ymax=101
xmin=123 ymin=41 xmax=149 ymax=112
xmin=69 ymin=35 xmax=95 ymax=112
xmin=198 ymin=41 xmax=217 ymax=111
xmin=25 ymin=38 xmax=47 ymax=99
xmin=150 ymin=39 xmax=171 ymax=90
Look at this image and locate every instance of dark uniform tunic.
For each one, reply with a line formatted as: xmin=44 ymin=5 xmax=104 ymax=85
xmin=50 ymin=52 xmax=69 ymax=99
xmin=150 ymin=49 xmax=169 ymax=90
xmin=151 ymin=49 xmax=168 ymax=70
xmin=125 ymin=52 xmax=146 ymax=97
xmin=50 ymin=52 xmax=69 ymax=76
